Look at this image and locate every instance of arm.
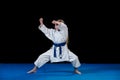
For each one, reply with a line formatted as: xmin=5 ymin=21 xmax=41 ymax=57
xmin=38 ymin=18 xmax=54 ymax=41
xmin=52 ymin=20 xmax=61 ymax=25
xmin=54 ymin=21 xmax=68 ymax=42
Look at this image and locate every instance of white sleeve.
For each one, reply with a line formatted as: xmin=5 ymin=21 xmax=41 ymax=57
xmin=59 ymin=23 xmax=68 ymax=41
xmin=59 ymin=23 xmax=68 ymax=31
xmin=38 ymin=25 xmax=54 ymax=41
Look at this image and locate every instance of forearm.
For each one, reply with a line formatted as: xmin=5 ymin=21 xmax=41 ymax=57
xmin=38 ymin=24 xmax=47 ymax=32
xmin=39 ymin=23 xmax=44 ymax=28
xmin=52 ymin=20 xmax=61 ymax=25
xmin=55 ymin=21 xmax=61 ymax=25
xmin=38 ymin=24 xmax=54 ymax=41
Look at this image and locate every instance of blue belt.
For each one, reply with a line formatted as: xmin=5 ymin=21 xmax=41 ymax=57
xmin=53 ymin=42 xmax=66 ymax=58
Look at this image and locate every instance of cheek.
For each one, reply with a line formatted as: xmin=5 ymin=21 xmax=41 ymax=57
xmin=55 ymin=26 xmax=59 ymax=29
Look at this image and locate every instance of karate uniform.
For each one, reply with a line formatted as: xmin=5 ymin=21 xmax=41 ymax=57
xmin=34 ymin=23 xmax=81 ymax=68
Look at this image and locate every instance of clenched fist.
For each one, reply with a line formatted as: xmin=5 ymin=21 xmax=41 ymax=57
xmin=39 ymin=18 xmax=43 ymax=25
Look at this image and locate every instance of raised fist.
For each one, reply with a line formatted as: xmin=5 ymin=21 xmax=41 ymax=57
xmin=39 ymin=18 xmax=43 ymax=25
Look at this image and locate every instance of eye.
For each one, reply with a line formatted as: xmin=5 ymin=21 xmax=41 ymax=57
xmin=55 ymin=24 xmax=58 ymax=26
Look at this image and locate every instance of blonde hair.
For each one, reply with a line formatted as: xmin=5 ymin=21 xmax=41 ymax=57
xmin=57 ymin=19 xmax=64 ymax=23
xmin=58 ymin=19 xmax=69 ymax=45
xmin=66 ymin=37 xmax=69 ymax=46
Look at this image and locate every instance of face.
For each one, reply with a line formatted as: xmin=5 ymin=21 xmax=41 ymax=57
xmin=52 ymin=20 xmax=63 ymax=31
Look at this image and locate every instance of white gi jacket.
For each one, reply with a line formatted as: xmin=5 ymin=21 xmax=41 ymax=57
xmin=38 ymin=23 xmax=76 ymax=63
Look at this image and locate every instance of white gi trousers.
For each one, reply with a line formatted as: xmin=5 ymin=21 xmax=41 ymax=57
xmin=34 ymin=45 xmax=81 ymax=68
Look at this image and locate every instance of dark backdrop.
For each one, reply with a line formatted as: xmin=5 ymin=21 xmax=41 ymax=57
xmin=0 ymin=2 xmax=119 ymax=63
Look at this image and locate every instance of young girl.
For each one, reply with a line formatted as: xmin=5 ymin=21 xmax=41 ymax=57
xmin=27 ymin=18 xmax=81 ymax=74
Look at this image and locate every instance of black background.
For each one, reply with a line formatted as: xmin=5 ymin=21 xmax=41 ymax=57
xmin=0 ymin=1 xmax=119 ymax=63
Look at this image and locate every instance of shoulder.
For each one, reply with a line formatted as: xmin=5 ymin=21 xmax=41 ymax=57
xmin=59 ymin=23 xmax=68 ymax=31
xmin=60 ymin=23 xmax=67 ymax=27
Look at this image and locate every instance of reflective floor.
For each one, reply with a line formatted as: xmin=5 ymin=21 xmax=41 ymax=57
xmin=0 ymin=63 xmax=120 ymax=80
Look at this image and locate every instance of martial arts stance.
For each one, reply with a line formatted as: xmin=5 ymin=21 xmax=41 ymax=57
xmin=27 ymin=18 xmax=81 ymax=74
